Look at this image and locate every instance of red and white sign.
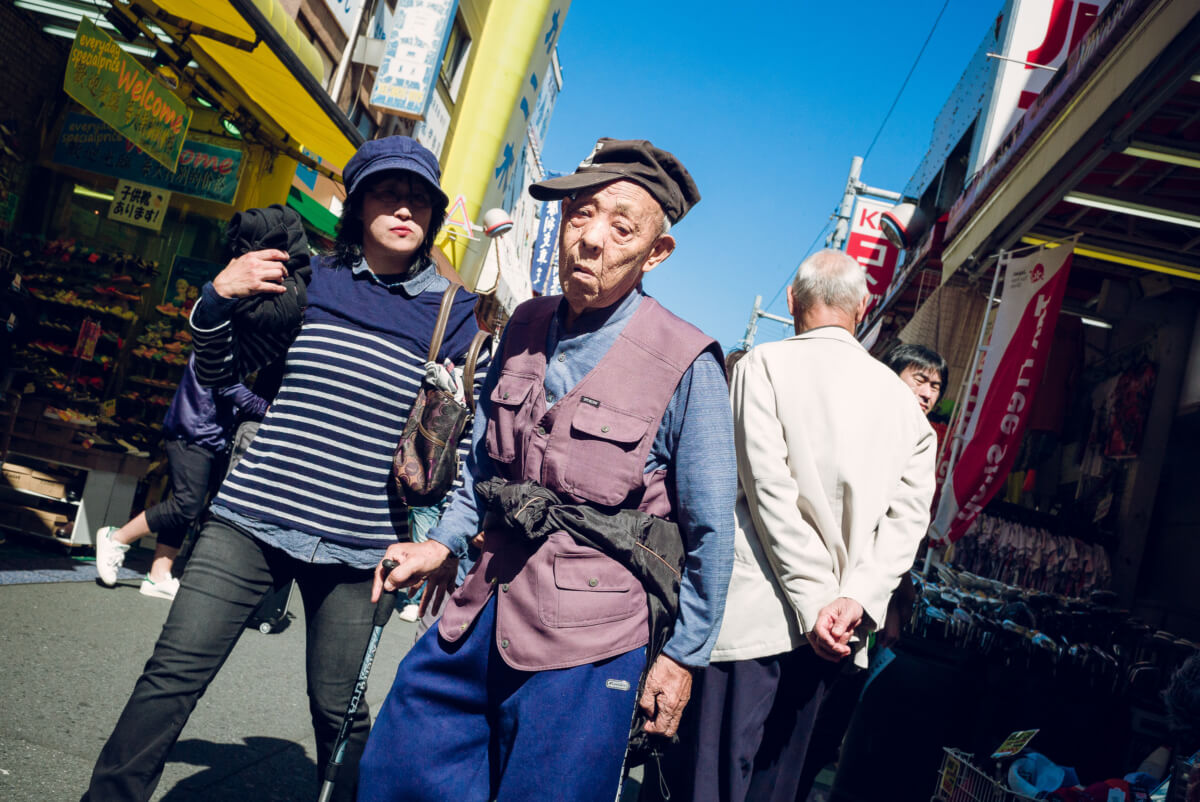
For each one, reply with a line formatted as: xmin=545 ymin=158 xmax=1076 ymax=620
xmin=845 ymin=197 xmax=901 ymax=316
xmin=930 ymin=242 xmax=1074 ymax=544
xmin=974 ymin=0 xmax=1112 ymax=173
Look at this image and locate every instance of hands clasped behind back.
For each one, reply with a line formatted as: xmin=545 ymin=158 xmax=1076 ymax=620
xmin=213 ymin=249 xmax=291 ymax=298
xmin=807 ymin=596 xmax=865 ymax=662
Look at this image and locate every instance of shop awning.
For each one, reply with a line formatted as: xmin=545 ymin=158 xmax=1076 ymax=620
xmin=119 ymin=0 xmax=363 ymax=176
xmin=287 ymin=187 xmax=339 ymax=239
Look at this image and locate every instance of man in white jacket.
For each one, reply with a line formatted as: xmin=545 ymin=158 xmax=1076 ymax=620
xmin=659 ymin=249 xmax=937 ymax=802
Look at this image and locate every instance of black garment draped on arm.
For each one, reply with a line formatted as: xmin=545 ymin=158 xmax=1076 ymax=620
xmin=226 ymin=203 xmax=313 ymax=334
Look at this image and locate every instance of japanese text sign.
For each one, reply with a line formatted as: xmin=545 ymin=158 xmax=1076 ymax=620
xmin=108 ymin=180 xmax=170 ymax=232
xmin=370 ymin=0 xmax=458 ymax=119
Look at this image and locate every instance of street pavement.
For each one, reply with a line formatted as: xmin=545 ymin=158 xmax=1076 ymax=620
xmin=0 ymin=571 xmax=419 ymax=802
xmin=0 ymin=563 xmax=649 ymax=801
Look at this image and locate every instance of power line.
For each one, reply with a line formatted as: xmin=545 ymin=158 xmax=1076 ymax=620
xmin=862 ymin=0 xmax=952 ymax=161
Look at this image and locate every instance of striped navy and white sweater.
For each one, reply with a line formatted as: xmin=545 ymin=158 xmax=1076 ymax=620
xmin=188 ymin=256 xmax=487 ymax=560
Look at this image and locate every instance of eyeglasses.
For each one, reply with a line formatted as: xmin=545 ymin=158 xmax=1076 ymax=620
xmin=367 ymin=186 xmax=432 ymax=209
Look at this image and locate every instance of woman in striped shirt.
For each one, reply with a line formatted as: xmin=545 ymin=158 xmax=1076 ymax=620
xmin=85 ymin=137 xmax=486 ymax=802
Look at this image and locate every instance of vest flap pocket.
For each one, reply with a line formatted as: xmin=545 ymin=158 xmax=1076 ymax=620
xmin=569 ymin=402 xmax=650 ymax=444
xmin=490 ymin=374 xmax=535 ymax=407
xmin=553 ymin=554 xmax=633 ymax=593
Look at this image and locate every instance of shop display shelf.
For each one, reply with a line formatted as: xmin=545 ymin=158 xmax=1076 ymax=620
xmin=0 ymin=482 xmax=78 ymax=506
xmin=932 ymin=749 xmax=1038 ymax=802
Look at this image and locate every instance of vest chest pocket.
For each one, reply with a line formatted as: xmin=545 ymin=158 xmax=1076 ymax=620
xmin=541 ymin=553 xmax=640 ymax=628
xmin=563 ymin=402 xmax=653 ymax=506
xmin=485 ymin=373 xmax=536 ymax=464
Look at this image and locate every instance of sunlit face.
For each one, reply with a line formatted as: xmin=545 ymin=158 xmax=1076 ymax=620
xmin=898 ymin=365 xmax=943 ymax=415
xmin=558 ymin=180 xmax=674 ymax=323
xmin=360 ymin=173 xmax=435 ymax=271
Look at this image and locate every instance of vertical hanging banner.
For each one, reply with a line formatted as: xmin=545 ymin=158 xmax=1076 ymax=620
xmin=529 ymin=171 xmax=562 ymax=296
xmin=370 ymin=0 xmax=459 ymax=119
xmin=62 ymin=18 xmax=191 ymax=172
xmin=930 ymin=241 xmax=1075 ymax=544
xmin=845 ymin=197 xmax=902 ymax=316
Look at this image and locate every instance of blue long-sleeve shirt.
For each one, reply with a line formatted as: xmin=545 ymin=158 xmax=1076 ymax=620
xmin=429 ymin=288 xmax=737 ymax=667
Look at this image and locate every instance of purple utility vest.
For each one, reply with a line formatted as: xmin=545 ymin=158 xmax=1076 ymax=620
xmin=438 ymin=294 xmax=718 ymax=671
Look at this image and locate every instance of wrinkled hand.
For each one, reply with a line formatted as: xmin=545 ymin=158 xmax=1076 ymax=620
xmin=639 ymin=654 xmax=693 ymax=737
xmin=212 ymin=249 xmax=290 ymax=299
xmin=372 ymin=540 xmax=451 ymax=602
xmin=416 ymin=556 xmax=459 ymax=618
xmin=807 ymin=597 xmax=864 ymax=662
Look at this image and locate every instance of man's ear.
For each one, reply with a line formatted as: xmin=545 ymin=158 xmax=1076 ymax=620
xmin=786 ymin=285 xmax=796 ymax=318
xmin=854 ymin=293 xmax=870 ymax=325
xmin=641 ymin=234 xmax=676 ymax=276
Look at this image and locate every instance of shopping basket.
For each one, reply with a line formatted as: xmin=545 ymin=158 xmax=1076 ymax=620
xmin=932 ymin=748 xmax=1039 ymax=802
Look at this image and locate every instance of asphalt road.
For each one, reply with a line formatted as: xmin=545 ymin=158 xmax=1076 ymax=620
xmin=0 ymin=575 xmax=419 ymax=802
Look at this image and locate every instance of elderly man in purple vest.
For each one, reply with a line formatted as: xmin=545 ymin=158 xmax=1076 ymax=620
xmin=357 ymin=139 xmax=737 ymax=801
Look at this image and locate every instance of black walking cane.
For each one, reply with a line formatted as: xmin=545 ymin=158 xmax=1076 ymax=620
xmin=317 ymin=558 xmax=400 ymax=802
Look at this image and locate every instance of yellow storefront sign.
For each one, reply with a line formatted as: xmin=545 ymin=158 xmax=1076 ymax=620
xmin=63 ymin=18 xmax=192 ymax=172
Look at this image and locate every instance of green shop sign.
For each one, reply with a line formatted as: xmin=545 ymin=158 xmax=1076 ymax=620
xmin=62 ymin=18 xmax=191 ymax=172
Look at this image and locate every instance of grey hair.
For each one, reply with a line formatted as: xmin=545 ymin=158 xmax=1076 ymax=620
xmin=661 ymin=214 xmax=671 ymax=236
xmin=790 ymin=249 xmax=868 ymax=316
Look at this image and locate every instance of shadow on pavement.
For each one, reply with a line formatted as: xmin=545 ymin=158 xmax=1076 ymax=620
xmin=158 ymin=736 xmax=318 ymax=801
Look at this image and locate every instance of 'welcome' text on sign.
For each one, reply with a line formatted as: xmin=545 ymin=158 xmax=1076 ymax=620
xmin=63 ymin=18 xmax=191 ymax=172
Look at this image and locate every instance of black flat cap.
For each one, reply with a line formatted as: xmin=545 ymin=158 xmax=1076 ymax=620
xmin=529 ymin=138 xmax=700 ymax=224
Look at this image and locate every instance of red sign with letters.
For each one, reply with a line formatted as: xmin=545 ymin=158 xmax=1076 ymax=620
xmin=845 ymin=197 xmax=901 ymax=316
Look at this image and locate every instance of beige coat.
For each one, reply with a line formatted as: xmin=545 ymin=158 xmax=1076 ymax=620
xmin=710 ymin=326 xmax=936 ymax=667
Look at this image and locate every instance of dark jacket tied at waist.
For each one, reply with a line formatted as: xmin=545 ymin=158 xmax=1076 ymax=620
xmin=474 ymin=476 xmax=685 ymax=756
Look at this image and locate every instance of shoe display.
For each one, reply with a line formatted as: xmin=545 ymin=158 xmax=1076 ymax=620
xmin=139 ymin=575 xmax=179 ymax=601
xmin=94 ymin=525 xmax=128 ymax=587
xmin=398 ymin=603 xmax=421 ymax=622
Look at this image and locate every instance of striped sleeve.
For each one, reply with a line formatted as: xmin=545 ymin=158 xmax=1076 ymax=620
xmin=188 ymin=286 xmax=295 ymax=387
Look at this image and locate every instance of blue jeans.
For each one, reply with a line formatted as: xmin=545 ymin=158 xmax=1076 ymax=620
xmin=85 ymin=518 xmax=379 ymax=802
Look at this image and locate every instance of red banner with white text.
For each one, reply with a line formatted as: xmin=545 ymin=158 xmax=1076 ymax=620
xmin=930 ymin=242 xmax=1074 ymax=544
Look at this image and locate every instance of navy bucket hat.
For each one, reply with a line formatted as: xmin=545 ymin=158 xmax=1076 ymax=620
xmin=342 ymin=136 xmax=449 ymax=207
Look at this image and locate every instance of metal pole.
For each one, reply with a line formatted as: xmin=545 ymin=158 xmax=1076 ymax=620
xmin=740 ymin=295 xmax=762 ymax=351
xmin=828 ymin=156 xmax=863 ymax=251
xmin=329 ymin=0 xmax=373 ymax=104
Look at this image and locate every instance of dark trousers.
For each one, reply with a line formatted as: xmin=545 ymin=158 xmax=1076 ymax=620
xmin=359 ymin=596 xmax=646 ymax=802
xmin=794 ymin=669 xmax=868 ymax=800
xmin=652 ymin=646 xmax=840 ymax=802
xmin=143 ymin=439 xmax=225 ymax=549
xmin=85 ymin=518 xmax=378 ymax=802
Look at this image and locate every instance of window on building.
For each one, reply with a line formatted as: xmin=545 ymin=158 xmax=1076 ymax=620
xmin=351 ymin=104 xmax=378 ymax=140
xmin=439 ymin=13 xmax=471 ymax=103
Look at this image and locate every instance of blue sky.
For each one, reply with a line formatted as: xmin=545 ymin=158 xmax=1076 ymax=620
xmin=540 ymin=1 xmax=1004 ymax=352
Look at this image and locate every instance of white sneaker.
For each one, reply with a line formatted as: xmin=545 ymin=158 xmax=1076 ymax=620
xmin=95 ymin=526 xmax=129 ymax=587
xmin=398 ymin=603 xmax=420 ymax=622
xmin=139 ymin=574 xmax=179 ymax=600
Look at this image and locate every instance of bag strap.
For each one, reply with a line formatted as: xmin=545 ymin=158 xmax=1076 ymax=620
xmin=461 ymin=330 xmax=490 ymax=416
xmin=427 ymin=285 xmax=459 ymax=362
